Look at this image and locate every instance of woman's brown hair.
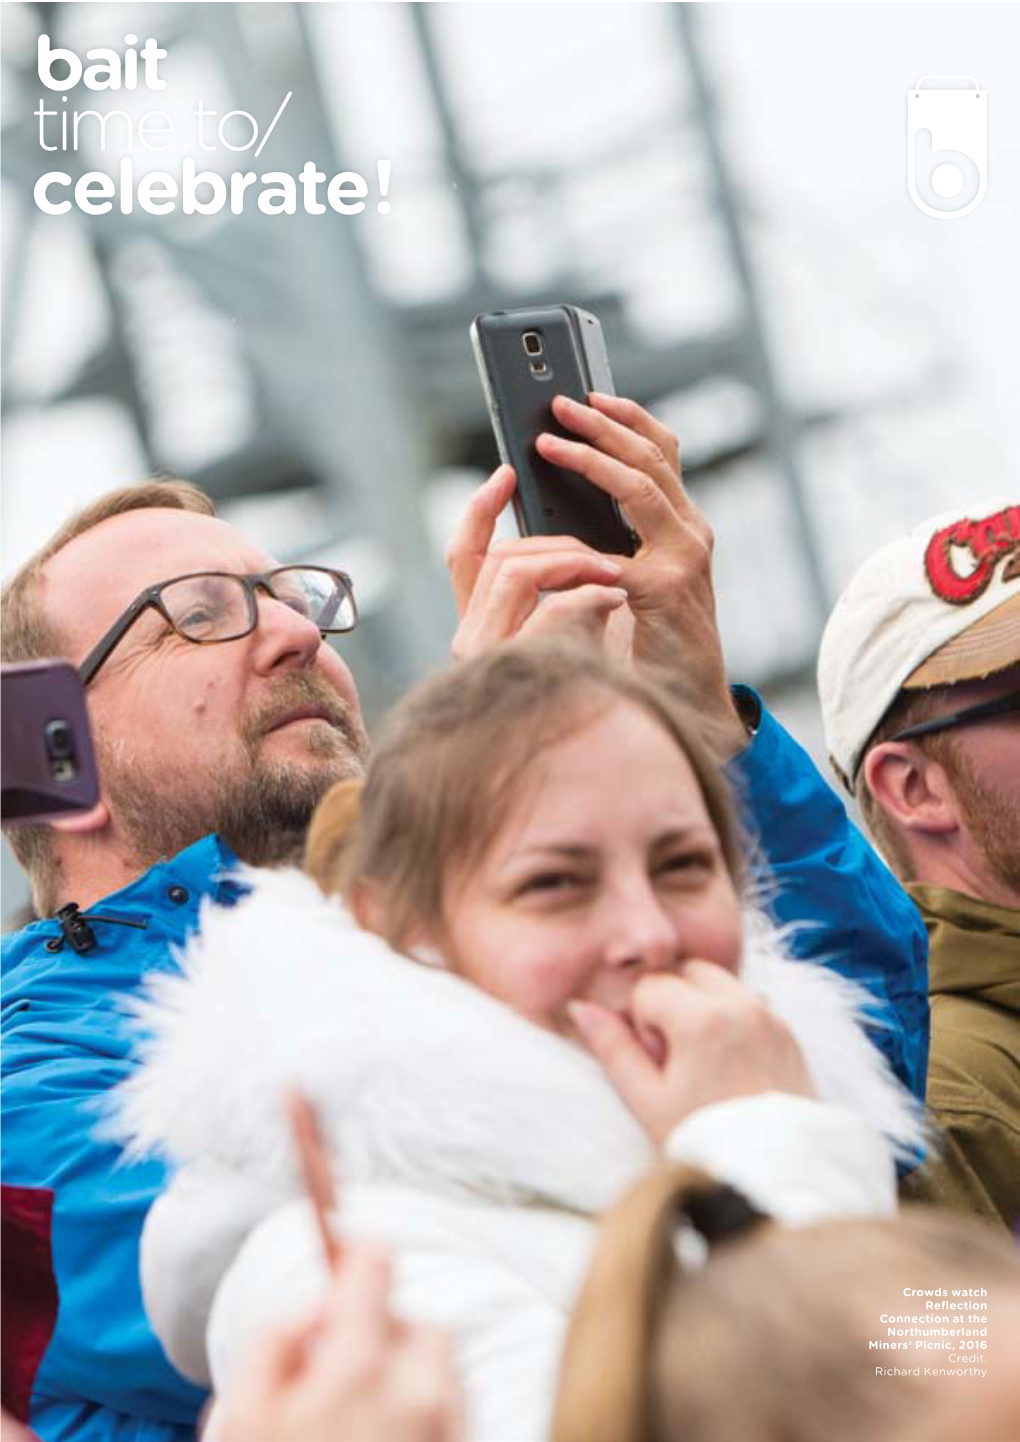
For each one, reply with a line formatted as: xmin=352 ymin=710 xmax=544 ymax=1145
xmin=553 ymin=1166 xmax=1020 ymax=1442
xmin=304 ymin=638 xmax=746 ymax=949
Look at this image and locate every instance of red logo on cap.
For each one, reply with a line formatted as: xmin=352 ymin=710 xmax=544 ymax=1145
xmin=925 ymin=504 xmax=1020 ymax=605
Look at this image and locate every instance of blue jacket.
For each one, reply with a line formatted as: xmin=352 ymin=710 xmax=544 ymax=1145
xmin=1 ymin=836 xmax=242 ymax=1442
xmin=728 ymin=688 xmax=929 ymax=1103
xmin=1 ymin=710 xmax=929 ymax=1441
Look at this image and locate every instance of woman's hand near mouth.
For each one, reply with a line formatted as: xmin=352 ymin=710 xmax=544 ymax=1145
xmin=568 ymin=963 xmax=815 ymax=1146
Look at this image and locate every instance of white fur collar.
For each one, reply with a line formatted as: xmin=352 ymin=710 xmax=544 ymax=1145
xmin=111 ymin=868 xmax=923 ymax=1216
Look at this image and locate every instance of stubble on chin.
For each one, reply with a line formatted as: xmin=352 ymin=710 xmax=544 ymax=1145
xmin=240 ymin=672 xmax=369 ymax=770
xmin=100 ymin=674 xmax=370 ymax=873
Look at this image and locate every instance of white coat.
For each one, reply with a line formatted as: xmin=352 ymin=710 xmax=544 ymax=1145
xmin=111 ymin=868 xmax=924 ymax=1442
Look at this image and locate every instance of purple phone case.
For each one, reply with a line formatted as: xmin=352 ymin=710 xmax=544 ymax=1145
xmin=2 ymin=661 xmax=100 ymax=824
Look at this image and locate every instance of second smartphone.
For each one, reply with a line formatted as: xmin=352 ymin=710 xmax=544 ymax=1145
xmin=470 ymin=305 xmax=637 ymax=556
xmin=1 ymin=660 xmax=100 ymax=825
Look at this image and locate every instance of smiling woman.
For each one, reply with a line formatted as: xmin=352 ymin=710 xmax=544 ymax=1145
xmin=324 ymin=637 xmax=746 ymax=1001
xmin=113 ymin=639 xmax=923 ymax=1442
xmin=436 ymin=688 xmax=744 ymax=1034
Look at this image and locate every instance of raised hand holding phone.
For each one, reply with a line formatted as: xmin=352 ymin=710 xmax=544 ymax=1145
xmin=453 ymin=323 xmax=748 ymax=753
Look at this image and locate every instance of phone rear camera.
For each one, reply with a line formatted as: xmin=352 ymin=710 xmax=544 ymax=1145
xmin=522 ymin=331 xmax=543 ymax=357
xmin=45 ymin=719 xmax=75 ymax=763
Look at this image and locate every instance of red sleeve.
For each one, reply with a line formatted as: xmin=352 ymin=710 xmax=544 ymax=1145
xmin=1 ymin=1184 xmax=59 ymax=1424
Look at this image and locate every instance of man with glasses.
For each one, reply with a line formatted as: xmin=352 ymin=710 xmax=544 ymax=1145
xmin=1 ymin=482 xmax=375 ymax=1442
xmin=4 ymin=488 xmax=367 ymax=916
xmin=819 ymin=497 xmax=1020 ymax=1230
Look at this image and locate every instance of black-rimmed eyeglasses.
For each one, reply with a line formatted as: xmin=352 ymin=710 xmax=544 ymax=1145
xmin=890 ymin=688 xmax=1020 ymax=743
xmin=78 ymin=567 xmax=358 ymax=686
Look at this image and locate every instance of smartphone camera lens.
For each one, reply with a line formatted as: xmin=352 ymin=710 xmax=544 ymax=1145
xmin=45 ymin=720 xmax=73 ymax=761
xmin=45 ymin=719 xmax=78 ymax=781
xmin=522 ymin=331 xmax=543 ymax=357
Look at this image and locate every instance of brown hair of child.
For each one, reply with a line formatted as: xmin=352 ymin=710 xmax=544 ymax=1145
xmin=553 ymin=1164 xmax=1020 ymax=1442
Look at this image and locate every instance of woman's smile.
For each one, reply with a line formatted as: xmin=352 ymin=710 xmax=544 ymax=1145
xmin=437 ymin=698 xmax=744 ymax=1034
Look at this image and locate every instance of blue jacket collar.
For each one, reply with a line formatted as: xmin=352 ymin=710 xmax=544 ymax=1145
xmin=3 ymin=835 xmax=243 ymax=966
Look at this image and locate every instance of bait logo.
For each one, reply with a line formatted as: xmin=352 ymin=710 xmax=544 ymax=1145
xmin=907 ymin=75 xmax=987 ymax=219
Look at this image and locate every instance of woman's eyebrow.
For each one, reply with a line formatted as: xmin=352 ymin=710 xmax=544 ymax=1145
xmin=510 ymin=843 xmax=595 ymax=862
xmin=650 ymin=824 xmax=715 ymax=850
xmin=512 ymin=826 xmax=717 ymax=863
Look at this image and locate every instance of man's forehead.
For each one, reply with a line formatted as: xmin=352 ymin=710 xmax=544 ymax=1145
xmin=42 ymin=507 xmax=277 ymax=643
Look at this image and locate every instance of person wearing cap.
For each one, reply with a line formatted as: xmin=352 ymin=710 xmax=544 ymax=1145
xmin=818 ymin=498 xmax=1019 ymax=1230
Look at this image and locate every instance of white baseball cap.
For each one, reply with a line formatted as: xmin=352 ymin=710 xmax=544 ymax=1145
xmin=818 ymin=498 xmax=1020 ymax=794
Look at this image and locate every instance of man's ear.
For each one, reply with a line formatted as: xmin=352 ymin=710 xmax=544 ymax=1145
xmin=50 ymin=799 xmax=110 ymax=835
xmin=862 ymin=741 xmax=959 ymax=837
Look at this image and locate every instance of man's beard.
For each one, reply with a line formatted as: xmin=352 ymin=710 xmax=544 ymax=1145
xmin=99 ymin=673 xmax=369 ymax=870
xmin=948 ymin=745 xmax=1020 ymax=900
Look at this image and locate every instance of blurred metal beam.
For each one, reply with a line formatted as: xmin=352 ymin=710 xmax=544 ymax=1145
xmin=226 ymin=1 xmax=455 ymax=689
xmin=2 ymin=2 xmax=457 ymax=697
xmin=408 ymin=6 xmax=487 ymax=289
xmin=674 ymin=5 xmax=831 ymax=627
xmin=1 ymin=0 xmax=955 ymax=710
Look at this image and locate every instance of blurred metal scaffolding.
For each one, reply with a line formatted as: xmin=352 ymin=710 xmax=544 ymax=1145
xmin=1 ymin=1 xmax=956 ymax=712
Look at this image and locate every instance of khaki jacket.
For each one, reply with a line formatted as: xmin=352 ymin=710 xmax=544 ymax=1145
xmin=902 ymin=885 xmax=1020 ymax=1230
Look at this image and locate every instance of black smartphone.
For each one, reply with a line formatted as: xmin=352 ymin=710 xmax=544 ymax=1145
xmin=471 ymin=305 xmax=637 ymax=556
xmin=1 ymin=661 xmax=100 ymax=824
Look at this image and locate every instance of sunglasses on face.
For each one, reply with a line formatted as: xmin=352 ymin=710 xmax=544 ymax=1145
xmin=890 ymin=687 xmax=1020 ymax=743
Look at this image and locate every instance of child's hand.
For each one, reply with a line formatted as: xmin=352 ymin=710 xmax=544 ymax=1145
xmin=568 ymin=963 xmax=815 ymax=1145
xmin=217 ymin=1244 xmax=464 ymax=1442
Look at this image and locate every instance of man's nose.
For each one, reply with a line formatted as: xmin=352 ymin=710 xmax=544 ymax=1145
xmin=602 ymin=879 xmax=682 ymax=973
xmin=249 ymin=591 xmax=324 ymax=674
